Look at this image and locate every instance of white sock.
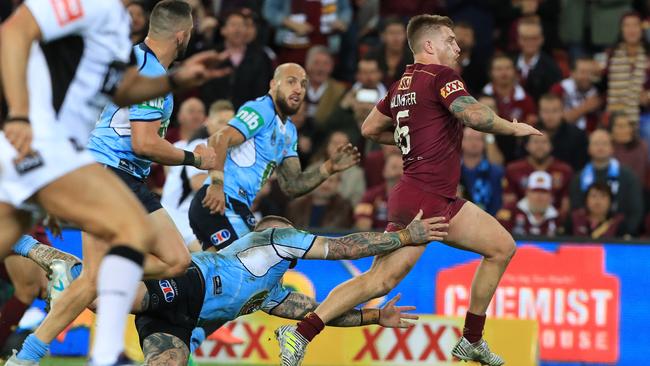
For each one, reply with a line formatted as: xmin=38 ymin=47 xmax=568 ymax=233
xmin=91 ymin=249 xmax=143 ymax=365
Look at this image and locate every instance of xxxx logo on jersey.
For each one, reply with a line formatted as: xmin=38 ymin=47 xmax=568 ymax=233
xmin=440 ymin=80 xmax=465 ymax=98
xmin=397 ymin=75 xmax=412 ymax=90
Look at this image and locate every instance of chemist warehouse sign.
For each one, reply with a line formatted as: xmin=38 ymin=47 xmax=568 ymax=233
xmin=436 ymin=245 xmax=620 ymax=363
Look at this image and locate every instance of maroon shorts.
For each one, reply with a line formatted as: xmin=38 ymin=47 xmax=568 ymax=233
xmin=386 ymin=180 xmax=466 ymax=232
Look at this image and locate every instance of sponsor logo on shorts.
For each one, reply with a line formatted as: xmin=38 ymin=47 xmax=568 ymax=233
xmin=439 ymin=80 xmax=465 ymax=98
xmin=14 ymin=151 xmax=44 ymax=175
xmin=211 ymin=229 xmax=231 ymax=245
xmin=158 ymin=279 xmax=176 ymax=303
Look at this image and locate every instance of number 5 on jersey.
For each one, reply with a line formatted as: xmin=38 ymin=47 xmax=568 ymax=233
xmin=394 ymin=109 xmax=411 ymax=154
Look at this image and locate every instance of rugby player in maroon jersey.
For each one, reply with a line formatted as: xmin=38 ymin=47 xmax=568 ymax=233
xmin=275 ymin=15 xmax=541 ymax=366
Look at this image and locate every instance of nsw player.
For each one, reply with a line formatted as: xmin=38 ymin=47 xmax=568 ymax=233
xmin=276 ymin=15 xmax=541 ymax=366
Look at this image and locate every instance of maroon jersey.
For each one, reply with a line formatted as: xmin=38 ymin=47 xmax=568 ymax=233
xmin=504 ymin=158 xmax=573 ymax=209
xmin=376 ymin=63 xmax=471 ymax=198
xmin=570 ymin=208 xmax=623 ymax=238
xmin=497 ymin=200 xmax=559 ymax=236
xmin=354 ymin=184 xmax=389 ymax=229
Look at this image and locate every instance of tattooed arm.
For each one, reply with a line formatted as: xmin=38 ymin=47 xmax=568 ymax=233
xmin=26 ymin=243 xmax=81 ymax=273
xmin=304 ymin=210 xmax=449 ymax=260
xmin=268 ymin=292 xmax=417 ymax=328
xmin=276 ymin=144 xmax=360 ymax=198
xmin=449 ymin=96 xmax=541 ymax=137
xmin=142 ymin=332 xmax=190 ymax=366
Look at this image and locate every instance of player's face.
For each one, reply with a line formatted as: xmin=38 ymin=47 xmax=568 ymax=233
xmin=274 ymin=68 xmax=307 ymax=116
xmin=586 ymin=189 xmax=612 ymax=217
xmin=430 ymin=27 xmax=460 ymax=68
xmin=539 ymin=99 xmax=563 ymax=128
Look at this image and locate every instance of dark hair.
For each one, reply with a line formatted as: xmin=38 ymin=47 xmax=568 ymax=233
xmin=538 ymin=93 xmax=563 ymax=105
xmin=585 ymin=182 xmax=614 ymax=207
xmin=380 ymin=16 xmax=405 ymax=33
xmin=150 ymin=0 xmax=192 ymax=34
xmin=454 ymin=21 xmax=473 ymax=31
xmin=222 ymin=8 xmax=251 ymax=25
xmin=406 ymin=14 xmax=454 ymax=53
xmin=570 ymin=55 xmax=594 ymax=70
xmin=254 ymin=216 xmax=294 ymax=231
xmin=489 ymin=53 xmax=514 ymax=69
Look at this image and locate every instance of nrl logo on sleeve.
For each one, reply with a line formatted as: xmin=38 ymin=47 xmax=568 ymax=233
xmin=440 ymin=80 xmax=465 ymax=98
xmin=397 ymin=75 xmax=412 ymax=90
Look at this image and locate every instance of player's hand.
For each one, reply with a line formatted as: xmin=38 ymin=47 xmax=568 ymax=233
xmin=512 ymin=118 xmax=542 ymax=137
xmin=4 ymin=121 xmax=33 ymax=160
xmin=327 ymin=143 xmax=360 ymax=174
xmin=172 ymin=51 xmax=232 ymax=90
xmin=202 ymin=183 xmax=226 ymax=215
xmin=193 ymin=143 xmax=217 ymax=170
xmin=378 ymin=294 xmax=418 ymax=328
xmin=405 ymin=210 xmax=449 ymax=244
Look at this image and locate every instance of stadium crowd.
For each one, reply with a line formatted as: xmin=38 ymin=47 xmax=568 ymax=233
xmin=5 ymin=0 xmax=650 ymax=239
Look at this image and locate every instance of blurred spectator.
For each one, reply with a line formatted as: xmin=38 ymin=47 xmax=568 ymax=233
xmin=380 ymin=1 xmax=443 ymax=18
xmin=177 ymin=97 xmax=206 ymax=142
xmin=609 ymin=112 xmax=650 ymax=185
xmin=569 ymin=129 xmax=644 ymax=235
xmin=127 ymin=1 xmax=149 ymax=45
xmin=560 ymin=0 xmax=632 ymax=60
xmin=185 ymin=0 xmax=219 ymax=55
xmin=567 ymin=182 xmax=624 ymax=238
xmin=498 ymin=170 xmax=560 ymax=236
xmin=461 ymin=128 xmax=504 ymax=215
xmin=324 ymin=57 xmax=385 ymax=146
xmin=365 ymin=17 xmax=413 ymax=87
xmin=476 ymin=94 xmax=505 ymax=165
xmin=198 ymin=10 xmax=271 ymax=109
xmin=304 ymin=46 xmax=347 ymax=128
xmin=286 ymin=174 xmax=354 ymax=229
xmin=243 ymin=8 xmax=276 ymax=62
xmin=353 ymin=0 xmax=380 ymax=44
xmin=483 ymin=55 xmax=537 ymax=162
xmin=604 ymin=11 xmax=649 ymax=125
xmin=504 ymin=133 xmax=573 ymax=217
xmin=515 ymin=17 xmax=562 ymax=101
xmin=191 ymin=99 xmax=236 ymax=141
xmin=537 ymin=93 xmax=589 ymax=171
xmin=550 ymin=56 xmax=602 ymax=132
xmin=446 ymin=0 xmax=495 ymax=65
xmin=454 ymin=22 xmax=487 ymax=94
xmin=263 ymin=0 xmax=352 ymax=64
xmin=311 ymin=131 xmax=366 ymax=205
xmin=354 ymin=152 xmax=402 ymax=230
xmin=363 ymin=145 xmax=401 ymax=188
xmin=291 ymin=103 xmax=316 ymax=166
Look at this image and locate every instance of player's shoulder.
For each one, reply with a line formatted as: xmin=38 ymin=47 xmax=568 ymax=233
xmin=416 ymin=63 xmax=458 ymax=79
xmin=236 ymin=95 xmax=276 ymax=126
xmin=133 ymin=44 xmax=166 ymax=77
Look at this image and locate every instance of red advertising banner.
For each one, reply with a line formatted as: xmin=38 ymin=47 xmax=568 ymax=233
xmin=436 ymin=245 xmax=620 ymax=363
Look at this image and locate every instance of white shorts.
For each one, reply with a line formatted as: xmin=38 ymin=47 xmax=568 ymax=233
xmin=0 ymin=133 xmax=95 ymax=206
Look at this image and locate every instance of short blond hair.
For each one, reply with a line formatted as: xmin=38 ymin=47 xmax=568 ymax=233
xmin=406 ymin=14 xmax=454 ymax=53
xmin=208 ymin=100 xmax=234 ymax=117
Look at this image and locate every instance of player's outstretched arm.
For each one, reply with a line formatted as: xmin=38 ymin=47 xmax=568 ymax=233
xmin=361 ymin=107 xmax=397 ymax=145
xmin=268 ymin=293 xmax=417 ymax=328
xmin=304 ymin=210 xmax=448 ymax=260
xmin=450 ymin=96 xmax=542 ymax=137
xmin=202 ymin=126 xmax=246 ymax=214
xmin=276 ymin=144 xmax=360 ymax=198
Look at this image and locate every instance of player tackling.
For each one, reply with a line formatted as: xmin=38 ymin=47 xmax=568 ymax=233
xmin=276 ymin=15 xmax=541 ymax=366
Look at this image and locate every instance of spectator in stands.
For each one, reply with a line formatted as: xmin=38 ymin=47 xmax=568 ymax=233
xmin=286 ymin=174 xmax=354 ymax=229
xmin=604 ymin=11 xmax=650 ymax=125
xmin=263 ymin=0 xmax=352 ymax=65
xmin=454 ymin=22 xmax=487 ymax=94
xmin=304 ymin=46 xmax=347 ymax=128
xmin=461 ymin=128 xmax=504 ymax=215
xmin=498 ymin=170 xmax=560 ymax=236
xmin=483 ymin=54 xmax=537 ymax=162
xmin=550 ymin=56 xmax=602 ymax=132
xmin=127 ymin=1 xmax=149 ymax=45
xmin=560 ymin=0 xmax=632 ymax=60
xmin=185 ymin=0 xmax=219 ymax=55
xmin=567 ymin=182 xmax=624 ymax=238
xmin=177 ymin=97 xmax=206 ymax=142
xmin=537 ymin=93 xmax=589 ymax=171
xmin=477 ymin=94 xmax=505 ymax=165
xmin=291 ymin=103 xmax=315 ymax=167
xmin=365 ymin=16 xmax=413 ymax=87
xmin=243 ymin=9 xmax=276 ymax=63
xmin=446 ymin=0 xmax=496 ymax=64
xmin=324 ymin=57 xmax=385 ymax=146
xmin=363 ymin=145 xmax=401 ymax=188
xmin=354 ymin=152 xmax=402 ymax=230
xmin=514 ymin=17 xmax=563 ymax=101
xmin=504 ymin=132 xmax=573 ymax=218
xmin=198 ymin=10 xmax=271 ymax=109
xmin=609 ymin=112 xmax=650 ymax=186
xmin=569 ymin=129 xmax=644 ymax=235
xmin=311 ymin=131 xmax=366 ymax=206
xmin=380 ymin=1 xmax=443 ymax=18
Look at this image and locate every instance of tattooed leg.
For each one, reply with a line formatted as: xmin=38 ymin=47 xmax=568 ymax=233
xmin=143 ymin=332 xmax=190 ymax=366
xmin=26 ymin=243 xmax=81 ymax=273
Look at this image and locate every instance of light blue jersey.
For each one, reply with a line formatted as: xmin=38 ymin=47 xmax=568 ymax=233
xmin=191 ymin=227 xmax=316 ymax=324
xmin=204 ymin=95 xmax=299 ymax=206
xmin=87 ymin=43 xmax=173 ymax=179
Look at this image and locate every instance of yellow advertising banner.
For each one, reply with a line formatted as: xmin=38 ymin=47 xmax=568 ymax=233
xmin=193 ymin=313 xmax=538 ymax=365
